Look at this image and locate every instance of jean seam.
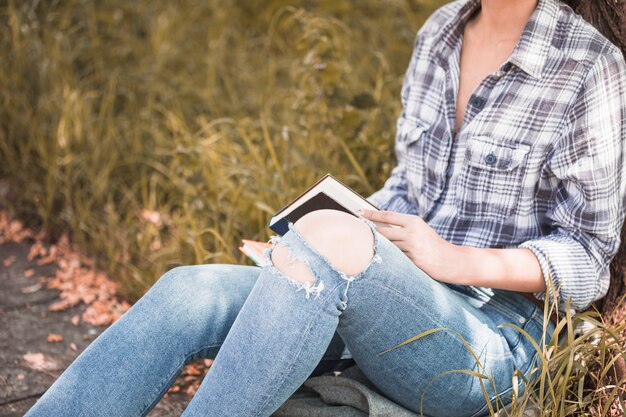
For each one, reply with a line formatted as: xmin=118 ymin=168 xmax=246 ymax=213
xmin=250 ymin=284 xmax=343 ymax=417
xmin=138 ymin=342 xmax=222 ymax=417
xmin=468 ymin=319 xmax=549 ymax=417
xmin=364 ymin=280 xmax=515 ymax=359
xmin=467 ymin=347 xmax=538 ymax=417
xmin=463 ymin=287 xmax=535 ymax=354
xmin=485 ymin=300 xmax=527 ymax=325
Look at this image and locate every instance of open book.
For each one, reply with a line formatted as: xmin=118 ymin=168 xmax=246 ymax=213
xmin=238 ymin=239 xmax=271 ymax=267
xmin=239 ymin=174 xmax=380 ymax=266
xmin=268 ymin=174 xmax=380 ymax=235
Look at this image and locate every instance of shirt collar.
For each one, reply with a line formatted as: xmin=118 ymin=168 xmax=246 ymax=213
xmin=509 ymin=0 xmax=559 ymax=78
xmin=433 ymin=0 xmax=560 ymax=79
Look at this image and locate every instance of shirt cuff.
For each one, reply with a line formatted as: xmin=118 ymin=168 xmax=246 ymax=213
xmin=518 ymin=234 xmax=601 ymax=312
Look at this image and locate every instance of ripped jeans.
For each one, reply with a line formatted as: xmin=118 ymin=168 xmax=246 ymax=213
xmin=25 ymin=217 xmax=554 ymax=417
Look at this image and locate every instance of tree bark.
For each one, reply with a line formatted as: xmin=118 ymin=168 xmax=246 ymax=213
xmin=596 ymin=222 xmax=626 ymax=325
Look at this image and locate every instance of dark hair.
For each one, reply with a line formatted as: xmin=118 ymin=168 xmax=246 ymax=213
xmin=561 ymin=0 xmax=626 ymax=56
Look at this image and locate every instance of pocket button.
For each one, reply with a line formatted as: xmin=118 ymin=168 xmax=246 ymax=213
xmin=484 ymin=153 xmax=497 ymax=165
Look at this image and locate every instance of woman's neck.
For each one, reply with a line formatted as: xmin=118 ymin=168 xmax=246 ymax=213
xmin=470 ymin=0 xmax=539 ymax=45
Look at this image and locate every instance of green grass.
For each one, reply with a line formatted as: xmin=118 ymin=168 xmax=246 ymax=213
xmin=1 ymin=1 xmax=624 ymax=415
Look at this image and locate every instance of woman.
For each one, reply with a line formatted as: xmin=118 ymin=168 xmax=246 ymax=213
xmin=25 ymin=0 xmax=626 ymax=416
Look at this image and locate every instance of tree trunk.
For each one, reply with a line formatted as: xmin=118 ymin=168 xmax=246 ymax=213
xmin=598 ymin=222 xmax=626 ymax=324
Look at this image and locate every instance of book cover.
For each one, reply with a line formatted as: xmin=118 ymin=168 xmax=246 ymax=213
xmin=268 ymin=174 xmax=378 ymax=235
xmin=269 ymin=191 xmax=352 ymax=235
xmin=240 ymin=173 xmax=379 ymax=265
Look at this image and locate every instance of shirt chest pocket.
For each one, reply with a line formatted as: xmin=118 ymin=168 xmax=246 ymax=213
xmin=455 ymin=136 xmax=531 ymax=221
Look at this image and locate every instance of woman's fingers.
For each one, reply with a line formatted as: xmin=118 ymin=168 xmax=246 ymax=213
xmin=375 ymin=224 xmax=405 ymax=242
xmin=358 ymin=209 xmax=413 ymax=227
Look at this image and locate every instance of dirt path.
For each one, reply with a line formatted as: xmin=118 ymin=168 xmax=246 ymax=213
xmin=0 ymin=238 xmax=189 ymax=416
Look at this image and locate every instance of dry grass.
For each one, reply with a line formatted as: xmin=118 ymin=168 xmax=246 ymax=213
xmin=384 ymin=286 xmax=626 ymax=416
xmin=0 ymin=0 xmax=443 ymax=297
xmin=1 ymin=1 xmax=624 ymax=415
xmin=493 ymin=305 xmax=625 ymax=416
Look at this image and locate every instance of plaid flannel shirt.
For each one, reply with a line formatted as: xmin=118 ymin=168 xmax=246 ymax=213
xmin=367 ymin=0 xmax=626 ymax=312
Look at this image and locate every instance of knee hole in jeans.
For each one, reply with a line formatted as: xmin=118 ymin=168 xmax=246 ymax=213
xmin=267 ymin=209 xmax=380 ymax=303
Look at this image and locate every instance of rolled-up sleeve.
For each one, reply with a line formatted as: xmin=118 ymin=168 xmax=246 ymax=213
xmin=519 ymin=51 xmax=626 ymax=312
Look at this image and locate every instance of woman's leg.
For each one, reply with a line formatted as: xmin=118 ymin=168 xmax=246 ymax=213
xmin=181 ymin=210 xmax=553 ymax=417
xmin=24 ymin=263 xmax=349 ymax=417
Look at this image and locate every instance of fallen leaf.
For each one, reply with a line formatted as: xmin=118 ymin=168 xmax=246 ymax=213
xmin=70 ymin=342 xmax=78 ymax=351
xmin=47 ymin=334 xmax=64 ymax=343
xmin=17 ymin=373 xmax=25 ymax=380
xmin=79 ymin=255 xmax=94 ymax=267
xmin=49 ymin=299 xmax=78 ymax=312
xmin=23 ymin=352 xmax=60 ymax=372
xmin=185 ymin=364 xmax=203 ymax=376
xmin=37 ymin=245 xmax=58 ymax=266
xmin=2 ymin=218 xmax=33 ymax=242
xmin=21 ymin=283 xmax=42 ymax=294
xmin=2 ymin=209 xmax=131 ymax=336
xmin=27 ymin=241 xmax=47 ymax=261
xmin=3 ymin=255 xmax=16 ymax=267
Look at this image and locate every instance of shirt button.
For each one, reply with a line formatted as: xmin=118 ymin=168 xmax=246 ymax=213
xmin=470 ymin=96 xmax=485 ymax=109
xmin=484 ymin=153 xmax=497 ymax=165
xmin=502 ymin=62 xmax=513 ymax=72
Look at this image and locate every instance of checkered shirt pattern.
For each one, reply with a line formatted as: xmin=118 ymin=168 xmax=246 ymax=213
xmin=366 ymin=0 xmax=626 ymax=312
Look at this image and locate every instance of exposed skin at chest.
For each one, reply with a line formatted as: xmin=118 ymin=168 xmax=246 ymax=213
xmin=455 ymin=0 xmax=538 ymax=135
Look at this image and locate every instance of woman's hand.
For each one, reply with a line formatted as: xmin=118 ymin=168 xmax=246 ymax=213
xmin=358 ymin=209 xmax=547 ymax=292
xmin=358 ymin=209 xmax=461 ymax=282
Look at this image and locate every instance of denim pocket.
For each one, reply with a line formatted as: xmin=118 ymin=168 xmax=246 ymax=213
xmin=455 ymin=136 xmax=531 ymax=221
xmin=467 ymin=286 xmax=530 ymax=324
xmin=469 ymin=286 xmax=543 ymax=358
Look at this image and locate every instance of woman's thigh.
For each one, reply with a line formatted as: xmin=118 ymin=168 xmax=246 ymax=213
xmin=336 ymin=230 xmax=554 ymax=417
xmin=147 ymin=263 xmax=350 ymax=362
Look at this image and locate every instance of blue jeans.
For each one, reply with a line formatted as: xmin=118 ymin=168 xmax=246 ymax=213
xmin=25 ymin=219 xmax=554 ymax=417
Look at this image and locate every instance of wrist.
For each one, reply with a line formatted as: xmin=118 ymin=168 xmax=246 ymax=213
xmin=440 ymin=243 xmax=475 ymax=284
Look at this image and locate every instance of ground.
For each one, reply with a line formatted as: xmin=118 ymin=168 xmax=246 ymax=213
xmin=0 ymin=235 xmax=192 ymax=416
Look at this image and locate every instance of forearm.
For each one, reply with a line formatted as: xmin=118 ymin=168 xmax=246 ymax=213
xmin=359 ymin=209 xmax=549 ymax=294
xmin=443 ymin=245 xmax=546 ymax=293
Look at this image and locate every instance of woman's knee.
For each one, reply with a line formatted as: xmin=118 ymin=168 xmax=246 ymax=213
xmin=270 ymin=210 xmax=375 ymax=284
xmin=151 ymin=264 xmax=255 ymax=318
xmin=127 ymin=264 xmax=258 ymax=351
xmin=153 ymin=265 xmax=203 ymax=298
